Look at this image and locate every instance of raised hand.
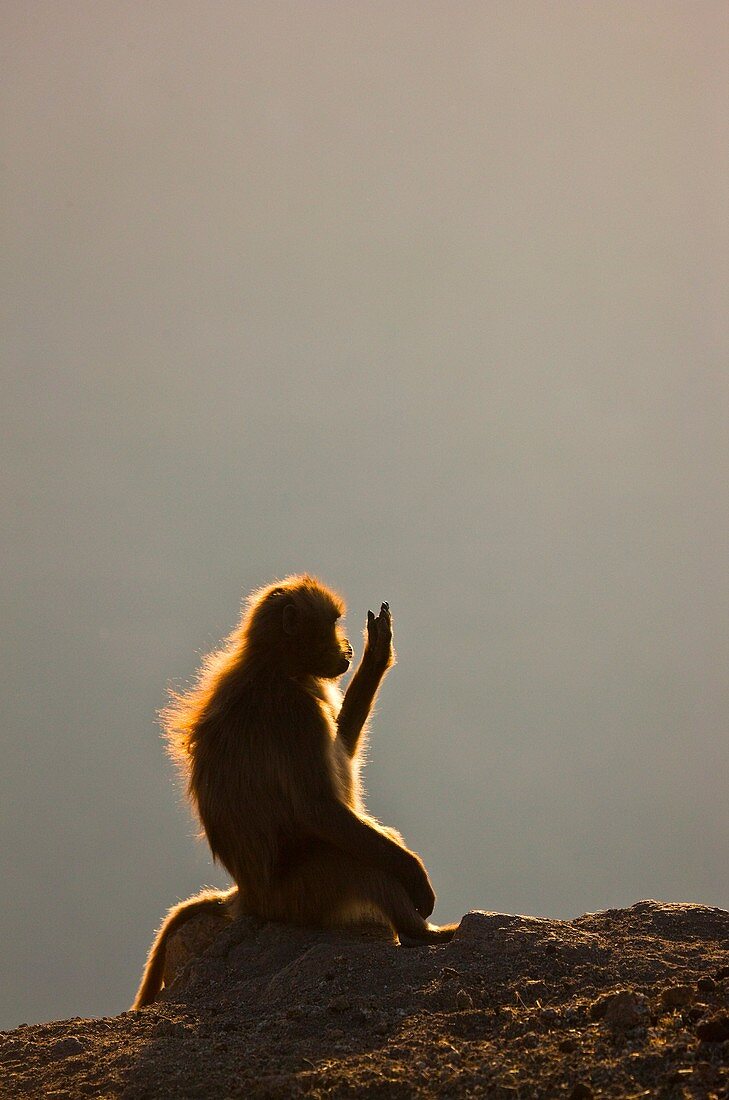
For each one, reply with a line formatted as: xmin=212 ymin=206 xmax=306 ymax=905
xmin=364 ymin=602 xmax=395 ymax=671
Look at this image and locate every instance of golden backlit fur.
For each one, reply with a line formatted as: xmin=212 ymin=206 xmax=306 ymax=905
xmin=133 ymin=887 xmax=236 ymax=1010
xmin=133 ymin=575 xmax=454 ymax=1008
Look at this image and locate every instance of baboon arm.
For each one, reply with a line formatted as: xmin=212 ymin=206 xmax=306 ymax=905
xmin=305 ymin=799 xmax=435 ymax=918
xmin=336 ymin=658 xmax=388 ymax=756
xmin=337 ymin=602 xmax=394 ymax=757
xmin=309 ymin=799 xmax=405 ymax=870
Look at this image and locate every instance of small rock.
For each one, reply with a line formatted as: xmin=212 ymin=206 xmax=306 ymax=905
xmin=715 ymin=966 xmax=729 ymax=981
xmin=697 ymin=976 xmax=716 ymax=992
xmin=568 ymin=1083 xmax=593 ymax=1099
xmin=327 ymin=995 xmax=351 ymax=1013
xmin=696 ymin=1015 xmax=729 ymax=1043
xmin=660 ymin=984 xmax=695 ymax=1009
xmin=456 ymin=989 xmax=473 ymax=1010
xmin=49 ymin=1037 xmax=86 ymax=1060
xmin=559 ymin=1037 xmax=578 ymax=1053
xmin=591 ymin=990 xmax=649 ymax=1029
xmin=156 ymin=1020 xmax=180 ymax=1037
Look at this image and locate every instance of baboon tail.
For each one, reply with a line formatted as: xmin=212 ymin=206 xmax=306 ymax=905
xmin=132 ymin=887 xmax=236 ymax=1010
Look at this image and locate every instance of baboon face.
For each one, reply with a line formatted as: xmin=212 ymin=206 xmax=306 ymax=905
xmin=286 ymin=606 xmax=353 ymax=679
xmin=323 ymin=619 xmax=354 ymax=678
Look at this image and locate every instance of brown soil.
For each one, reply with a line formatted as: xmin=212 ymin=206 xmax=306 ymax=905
xmin=1 ymin=901 xmax=728 ymax=1098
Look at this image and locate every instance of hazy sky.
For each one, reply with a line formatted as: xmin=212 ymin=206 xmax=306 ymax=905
xmin=2 ymin=1 xmax=727 ymax=1030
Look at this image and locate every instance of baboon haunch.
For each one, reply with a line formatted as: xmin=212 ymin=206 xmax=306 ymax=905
xmin=134 ymin=576 xmax=454 ymax=1008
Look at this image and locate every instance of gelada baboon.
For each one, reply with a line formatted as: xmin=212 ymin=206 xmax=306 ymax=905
xmin=134 ymin=575 xmax=455 ymax=1008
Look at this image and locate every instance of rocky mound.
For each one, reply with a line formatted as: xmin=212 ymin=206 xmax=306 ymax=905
xmin=1 ymin=901 xmax=728 ymax=1098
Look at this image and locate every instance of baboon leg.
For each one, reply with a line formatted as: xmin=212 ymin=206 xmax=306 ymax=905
xmin=398 ymin=922 xmax=460 ymax=945
xmin=263 ymin=845 xmax=455 ymax=943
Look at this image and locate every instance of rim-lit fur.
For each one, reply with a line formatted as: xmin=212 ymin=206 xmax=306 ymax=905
xmin=132 ymin=888 xmax=235 ymax=1010
xmin=135 ymin=575 xmax=455 ymax=1008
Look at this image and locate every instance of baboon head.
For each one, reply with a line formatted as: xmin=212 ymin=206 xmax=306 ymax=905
xmin=244 ymin=575 xmax=352 ymax=678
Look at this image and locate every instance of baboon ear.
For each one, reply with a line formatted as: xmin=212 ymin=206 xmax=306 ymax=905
xmin=282 ymin=603 xmax=300 ymax=635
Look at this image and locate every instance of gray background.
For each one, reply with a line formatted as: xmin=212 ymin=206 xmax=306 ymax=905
xmin=2 ymin=1 xmax=727 ymax=1030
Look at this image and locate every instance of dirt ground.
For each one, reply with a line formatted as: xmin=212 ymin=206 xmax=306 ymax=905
xmin=1 ymin=900 xmax=728 ymax=1098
